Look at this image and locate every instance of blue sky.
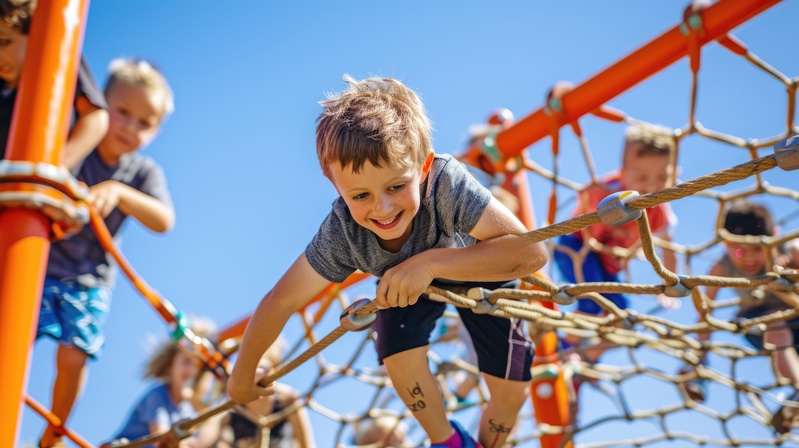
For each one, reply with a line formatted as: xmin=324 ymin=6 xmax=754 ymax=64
xmin=17 ymin=1 xmax=799 ymax=447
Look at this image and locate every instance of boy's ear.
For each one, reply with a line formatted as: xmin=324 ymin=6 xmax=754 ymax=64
xmin=420 ymin=151 xmax=434 ymax=182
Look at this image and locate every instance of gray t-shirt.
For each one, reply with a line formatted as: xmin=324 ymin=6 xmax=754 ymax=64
xmin=306 ymin=154 xmax=492 ymax=283
xmin=47 ymin=149 xmax=172 ymax=288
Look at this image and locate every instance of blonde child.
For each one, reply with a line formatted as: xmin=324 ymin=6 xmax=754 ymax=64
xmin=224 ymin=335 xmax=316 ymax=448
xmin=554 ymin=123 xmax=679 ymax=317
xmin=108 ymin=333 xmax=222 ymax=447
xmin=35 ymin=58 xmax=175 ymax=447
xmin=229 ymin=75 xmax=547 ymax=448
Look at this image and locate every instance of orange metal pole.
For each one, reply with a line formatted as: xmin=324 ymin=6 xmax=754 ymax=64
xmin=217 ymin=272 xmax=373 ymax=343
xmin=0 ymin=0 xmax=89 ymax=445
xmin=495 ymin=0 xmax=781 ymax=157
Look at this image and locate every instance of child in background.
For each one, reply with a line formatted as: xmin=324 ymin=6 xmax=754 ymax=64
xmin=693 ymin=200 xmax=799 ymax=433
xmin=554 ymin=123 xmax=679 ymax=351
xmin=35 ymin=58 xmax=175 ymax=448
xmin=107 ymin=324 xmax=223 ymax=448
xmin=223 ymin=335 xmax=316 ymax=448
xmin=350 ymin=416 xmax=412 ymax=447
xmin=0 ymin=0 xmax=109 ymax=165
xmin=229 ymin=75 xmax=548 ymax=448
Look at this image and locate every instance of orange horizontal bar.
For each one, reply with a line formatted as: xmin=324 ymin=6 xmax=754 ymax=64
xmin=217 ymin=272 xmax=372 ymax=343
xmin=495 ymin=0 xmax=780 ymax=157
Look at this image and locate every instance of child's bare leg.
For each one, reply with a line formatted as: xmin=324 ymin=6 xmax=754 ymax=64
xmin=40 ymin=345 xmax=89 ymax=446
xmin=383 ymin=345 xmax=452 ymax=443
xmin=765 ymin=325 xmax=799 ymax=386
xmin=479 ymin=373 xmax=529 ymax=448
xmin=454 ymin=373 xmax=480 ymax=401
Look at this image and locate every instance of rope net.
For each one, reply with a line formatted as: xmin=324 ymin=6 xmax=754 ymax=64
xmin=18 ymin=1 xmax=798 ymax=447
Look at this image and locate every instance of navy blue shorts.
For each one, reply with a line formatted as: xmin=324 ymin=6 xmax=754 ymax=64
xmin=554 ymin=233 xmax=628 ymax=315
xmin=373 ymin=281 xmax=533 ymax=381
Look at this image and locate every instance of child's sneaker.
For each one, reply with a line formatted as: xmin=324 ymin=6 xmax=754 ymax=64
xmin=431 ymin=420 xmax=483 ymax=447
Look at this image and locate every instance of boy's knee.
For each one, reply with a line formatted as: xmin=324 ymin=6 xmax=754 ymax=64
xmin=57 ymin=345 xmax=89 ymax=370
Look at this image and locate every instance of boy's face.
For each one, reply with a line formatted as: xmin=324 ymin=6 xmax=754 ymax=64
xmin=100 ymin=82 xmax=164 ymax=161
xmin=725 ymin=242 xmax=767 ymax=276
xmin=330 ymin=158 xmax=428 ymax=247
xmin=620 ymin=152 xmax=672 ymax=195
xmin=0 ymin=22 xmax=28 ymax=89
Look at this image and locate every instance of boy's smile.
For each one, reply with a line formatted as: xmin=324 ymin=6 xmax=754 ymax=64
xmin=330 ymin=160 xmax=427 ymax=252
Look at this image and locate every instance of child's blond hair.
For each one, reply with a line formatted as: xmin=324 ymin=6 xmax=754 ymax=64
xmin=143 ymin=317 xmax=216 ymax=381
xmin=316 ymin=74 xmax=432 ymax=179
xmin=0 ymin=0 xmax=35 ymax=34
xmin=105 ymin=58 xmax=175 ymax=119
xmin=623 ymin=122 xmax=675 ymax=162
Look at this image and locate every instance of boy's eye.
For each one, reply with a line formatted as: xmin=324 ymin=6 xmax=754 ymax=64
xmin=0 ymin=39 xmax=11 ymax=46
xmin=352 ymin=192 xmax=369 ymax=201
xmin=388 ymin=184 xmax=406 ymax=192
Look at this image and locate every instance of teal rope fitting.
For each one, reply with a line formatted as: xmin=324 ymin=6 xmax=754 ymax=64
xmin=664 ymin=275 xmax=692 ymax=298
xmin=480 ymin=129 xmax=504 ymax=165
xmin=597 ymin=190 xmax=643 ymax=226
xmin=774 ymin=135 xmax=799 ymax=171
xmin=544 ymin=97 xmax=562 ymax=115
xmin=679 ymin=14 xmax=703 ymax=36
xmin=170 ymin=311 xmax=191 ymax=341
xmin=339 ymin=298 xmax=376 ymax=331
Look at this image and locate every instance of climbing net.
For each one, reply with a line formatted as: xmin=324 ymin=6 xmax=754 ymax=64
xmin=15 ymin=2 xmax=798 ymax=447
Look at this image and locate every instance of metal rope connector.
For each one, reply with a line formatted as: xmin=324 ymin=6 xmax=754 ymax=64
xmin=774 ymin=135 xmax=799 ymax=171
xmin=553 ymin=287 xmax=576 ymax=305
xmin=339 ymin=298 xmax=376 ymax=331
xmin=466 ymin=287 xmax=499 ymax=314
xmin=664 ymin=275 xmax=692 ymax=297
xmin=0 ymin=160 xmax=89 ymax=239
xmin=597 ymin=190 xmax=643 ymax=226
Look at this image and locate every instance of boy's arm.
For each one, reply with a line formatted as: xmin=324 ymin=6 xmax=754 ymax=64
xmin=376 ymin=196 xmax=547 ymax=308
xmin=228 ymin=254 xmax=330 ymax=404
xmin=62 ymin=95 xmax=109 ymax=170
xmin=89 ymin=180 xmax=175 ymax=233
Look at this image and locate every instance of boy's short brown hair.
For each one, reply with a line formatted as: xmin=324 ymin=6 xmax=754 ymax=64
xmin=0 ymin=0 xmax=36 ymax=34
xmin=723 ymin=200 xmax=774 ymax=237
xmin=316 ymin=74 xmax=432 ymax=179
xmin=623 ymin=122 xmax=675 ymax=162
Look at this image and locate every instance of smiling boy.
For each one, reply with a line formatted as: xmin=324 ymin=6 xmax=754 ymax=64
xmin=229 ymin=75 xmax=547 ymax=447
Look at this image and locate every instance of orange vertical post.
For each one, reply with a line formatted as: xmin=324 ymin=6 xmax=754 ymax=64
xmin=505 ymin=172 xmax=571 ymax=448
xmin=0 ymin=0 xmax=90 ymax=445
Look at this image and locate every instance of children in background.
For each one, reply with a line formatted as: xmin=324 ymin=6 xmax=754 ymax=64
xmin=694 ymin=200 xmax=799 ymax=433
xmin=108 ymin=329 xmax=222 ymax=447
xmin=0 ymin=0 xmax=109 ymax=165
xmin=223 ymin=335 xmax=316 ymax=448
xmin=229 ymin=75 xmax=547 ymax=448
xmin=35 ymin=58 xmax=175 ymax=448
xmin=554 ymin=123 xmax=679 ymax=323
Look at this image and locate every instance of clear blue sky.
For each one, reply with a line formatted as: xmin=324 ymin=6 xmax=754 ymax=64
xmin=18 ymin=1 xmax=799 ymax=447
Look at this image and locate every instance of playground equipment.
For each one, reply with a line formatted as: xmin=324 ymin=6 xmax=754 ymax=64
xmin=3 ymin=0 xmax=797 ymax=446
